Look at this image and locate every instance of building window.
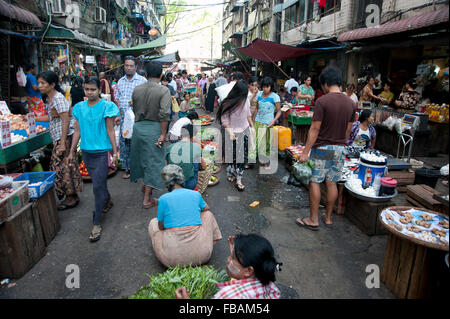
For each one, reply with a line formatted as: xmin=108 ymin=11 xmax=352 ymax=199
xmin=318 ymin=0 xmax=341 ymax=18
xmin=261 ymin=22 xmax=270 ymax=41
xmin=284 ymin=3 xmax=300 ymax=31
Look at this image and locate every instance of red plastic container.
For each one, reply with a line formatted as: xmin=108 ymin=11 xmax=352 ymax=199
xmin=380 ymin=177 xmax=397 ymax=196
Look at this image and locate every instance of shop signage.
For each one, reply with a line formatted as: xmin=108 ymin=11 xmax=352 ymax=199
xmin=85 ymin=56 xmax=96 ymax=64
xmin=0 ymin=101 xmax=11 ymax=115
xmin=0 ymin=121 xmax=11 ymax=147
xmin=27 ymin=113 xmax=36 ymax=137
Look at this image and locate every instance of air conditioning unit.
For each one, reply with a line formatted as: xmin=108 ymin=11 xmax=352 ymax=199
xmin=95 ymin=7 xmax=107 ymax=23
xmin=49 ymin=0 xmax=66 ymax=16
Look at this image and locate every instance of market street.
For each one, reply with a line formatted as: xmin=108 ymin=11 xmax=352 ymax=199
xmin=0 ymin=112 xmax=394 ymax=299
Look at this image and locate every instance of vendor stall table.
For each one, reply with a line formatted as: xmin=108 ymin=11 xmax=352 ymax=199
xmin=0 ymin=131 xmax=52 ymax=169
xmin=379 ymin=206 xmax=449 ymax=299
xmin=375 ymin=122 xmax=448 ymax=157
xmin=344 ymin=192 xmax=394 ymax=235
xmin=288 ymin=114 xmax=311 ymax=145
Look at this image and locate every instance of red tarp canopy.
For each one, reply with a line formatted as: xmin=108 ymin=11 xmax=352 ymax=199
xmin=0 ymin=0 xmax=42 ymax=27
xmin=338 ymin=9 xmax=449 ymax=42
xmin=237 ymin=39 xmax=319 ymax=63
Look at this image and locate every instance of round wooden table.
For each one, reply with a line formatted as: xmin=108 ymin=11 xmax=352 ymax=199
xmin=379 ymin=206 xmax=449 ymax=299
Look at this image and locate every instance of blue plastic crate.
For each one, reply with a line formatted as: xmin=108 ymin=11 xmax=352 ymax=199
xmin=36 ymin=121 xmax=49 ymax=129
xmin=14 ymin=172 xmax=56 ymax=199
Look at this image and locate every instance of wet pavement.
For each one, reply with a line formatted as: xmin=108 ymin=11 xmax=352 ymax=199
xmin=0 ymin=109 xmax=396 ymax=299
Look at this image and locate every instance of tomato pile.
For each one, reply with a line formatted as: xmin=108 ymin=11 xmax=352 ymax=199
xmin=79 ymin=161 xmax=89 ymax=177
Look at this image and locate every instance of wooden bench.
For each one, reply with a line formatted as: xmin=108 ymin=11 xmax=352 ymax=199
xmin=385 ymin=170 xmax=415 ymax=193
xmin=406 ymin=184 xmax=445 ymax=213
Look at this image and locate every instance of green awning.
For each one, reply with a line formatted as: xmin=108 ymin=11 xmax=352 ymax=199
xmin=223 ymin=41 xmax=251 ymax=61
xmin=106 ymin=34 xmax=166 ymax=55
xmin=38 ymin=25 xmax=75 ymax=40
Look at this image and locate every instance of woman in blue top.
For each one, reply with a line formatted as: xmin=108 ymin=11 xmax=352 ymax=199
xmin=148 ymin=165 xmax=222 ymax=267
xmin=252 ymin=77 xmax=281 ymax=168
xmin=68 ymin=77 xmax=119 ymax=242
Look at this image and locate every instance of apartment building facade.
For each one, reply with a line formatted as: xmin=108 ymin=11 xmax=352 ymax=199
xmin=221 ymin=0 xmax=448 ymax=85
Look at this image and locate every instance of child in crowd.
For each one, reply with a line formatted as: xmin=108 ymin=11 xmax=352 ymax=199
xmin=178 ymin=92 xmax=194 ymax=118
xmin=168 ymin=111 xmax=199 ymax=143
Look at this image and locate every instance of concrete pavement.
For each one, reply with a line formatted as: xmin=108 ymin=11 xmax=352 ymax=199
xmin=0 ymin=110 xmax=395 ymax=299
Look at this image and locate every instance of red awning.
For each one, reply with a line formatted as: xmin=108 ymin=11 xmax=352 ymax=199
xmin=237 ymin=39 xmax=319 ymax=63
xmin=0 ymin=0 xmax=42 ymax=27
xmin=338 ymin=9 xmax=449 ymax=42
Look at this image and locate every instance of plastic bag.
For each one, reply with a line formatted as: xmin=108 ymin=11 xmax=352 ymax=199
xmin=172 ymin=97 xmax=180 ymax=113
xmin=16 ymin=67 xmax=27 ymax=87
xmin=122 ymin=108 xmax=135 ymax=139
xmin=215 ymin=81 xmax=236 ymax=102
xmin=440 ymin=164 xmax=449 ymax=176
xmin=292 ymin=160 xmax=315 ymax=184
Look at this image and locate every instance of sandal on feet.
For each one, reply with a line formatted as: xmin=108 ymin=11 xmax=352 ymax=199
xmin=321 ymin=215 xmax=333 ymax=228
xmin=57 ymin=200 xmax=79 ymax=211
xmin=143 ymin=199 xmax=157 ymax=209
xmin=227 ymin=176 xmax=236 ymax=183
xmin=103 ymin=198 xmax=113 ymax=213
xmin=122 ymin=172 xmax=130 ymax=179
xmin=89 ymin=226 xmax=102 ymax=242
xmin=235 ymin=182 xmax=245 ymax=192
xmin=295 ymin=217 xmax=319 ymax=231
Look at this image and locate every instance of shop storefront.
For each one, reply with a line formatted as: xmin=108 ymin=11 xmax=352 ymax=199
xmin=338 ymin=9 xmax=449 ymax=157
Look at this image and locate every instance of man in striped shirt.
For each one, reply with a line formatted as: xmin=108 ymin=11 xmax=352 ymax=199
xmin=114 ymin=56 xmax=147 ymax=179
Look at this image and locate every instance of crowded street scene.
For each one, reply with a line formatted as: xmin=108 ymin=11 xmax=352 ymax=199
xmin=0 ymin=0 xmax=449 ymax=306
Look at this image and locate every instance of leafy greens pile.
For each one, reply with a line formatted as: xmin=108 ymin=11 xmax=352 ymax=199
xmin=129 ymin=265 xmax=230 ymax=299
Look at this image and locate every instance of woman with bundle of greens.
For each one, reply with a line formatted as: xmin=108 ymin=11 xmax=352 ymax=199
xmin=175 ymin=233 xmax=282 ymax=299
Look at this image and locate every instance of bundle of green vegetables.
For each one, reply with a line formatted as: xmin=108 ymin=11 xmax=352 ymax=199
xmin=196 ymin=128 xmax=217 ymax=142
xmin=129 ymin=265 xmax=229 ymax=299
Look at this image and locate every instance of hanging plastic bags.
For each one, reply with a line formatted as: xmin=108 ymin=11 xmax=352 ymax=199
xmin=16 ymin=67 xmax=27 ymax=87
xmin=122 ymin=108 xmax=135 ymax=139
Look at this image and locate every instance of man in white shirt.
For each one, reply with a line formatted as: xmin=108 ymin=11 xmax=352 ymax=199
xmin=284 ymin=72 xmax=299 ymax=96
xmin=167 ymin=72 xmax=177 ymax=94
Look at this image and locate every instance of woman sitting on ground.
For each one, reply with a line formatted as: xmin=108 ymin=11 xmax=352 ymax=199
xmin=148 ymin=164 xmax=222 ymax=268
xmin=175 ymin=233 xmax=282 ymax=299
xmin=166 ymin=123 xmax=206 ymax=190
xmin=347 ymin=109 xmax=376 ymax=150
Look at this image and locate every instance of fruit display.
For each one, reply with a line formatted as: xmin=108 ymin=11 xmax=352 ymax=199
xmin=196 ymin=128 xmax=217 ymax=142
xmin=424 ymin=103 xmax=449 ymax=123
xmin=79 ymin=161 xmax=89 ymax=177
xmin=208 ymin=175 xmax=219 ymax=186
